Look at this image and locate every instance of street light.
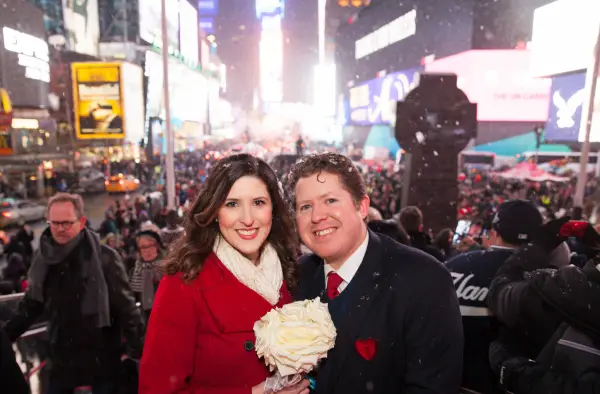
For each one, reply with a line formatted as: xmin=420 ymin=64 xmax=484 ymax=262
xmin=573 ymin=23 xmax=600 ymax=219
xmin=161 ymin=0 xmax=176 ymax=210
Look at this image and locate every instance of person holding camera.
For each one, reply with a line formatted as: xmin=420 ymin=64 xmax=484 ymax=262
xmin=488 ymin=217 xmax=600 ymax=393
xmin=445 ymin=200 xmax=543 ymax=394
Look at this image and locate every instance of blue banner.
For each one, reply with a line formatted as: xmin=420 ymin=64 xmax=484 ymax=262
xmin=199 ymin=17 xmax=215 ymax=34
xmin=348 ymin=67 xmax=422 ymax=125
xmin=545 ymin=72 xmax=586 ymax=142
xmin=198 ymin=0 xmax=218 ymax=15
xmin=255 ymin=0 xmax=284 ymax=19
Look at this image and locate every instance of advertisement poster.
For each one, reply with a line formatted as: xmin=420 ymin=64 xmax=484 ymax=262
xmin=545 ymin=72 xmax=586 ymax=142
xmin=349 ymin=67 xmax=421 ymax=125
xmin=0 ymin=0 xmax=50 ymax=108
xmin=72 ymin=62 xmax=125 ymax=139
xmin=0 ymin=88 xmax=13 ymax=155
xmin=62 ymin=0 xmax=100 ymax=56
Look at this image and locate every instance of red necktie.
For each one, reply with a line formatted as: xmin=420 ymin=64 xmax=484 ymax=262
xmin=327 ymin=272 xmax=344 ymax=299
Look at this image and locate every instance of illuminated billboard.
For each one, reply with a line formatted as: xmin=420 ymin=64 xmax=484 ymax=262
xmin=179 ymin=0 xmax=199 ymax=67
xmin=259 ymin=14 xmax=283 ymax=107
xmin=530 ymin=0 xmax=600 ymax=77
xmin=259 ymin=34 xmax=283 ymax=103
xmin=349 ymin=67 xmax=421 ymax=125
xmin=355 ymin=9 xmax=416 ymax=60
xmin=139 ymin=0 xmax=180 ymax=50
xmin=72 ymin=62 xmax=125 ymax=139
xmin=198 ymin=0 xmax=218 ymax=15
xmin=0 ymin=0 xmax=50 ymax=108
xmin=256 ymin=0 xmax=285 ymax=19
xmin=62 ymin=0 xmax=100 ymax=56
xmin=425 ymin=50 xmax=551 ymax=122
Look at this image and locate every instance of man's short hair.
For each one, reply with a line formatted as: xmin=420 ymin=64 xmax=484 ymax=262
xmin=47 ymin=193 xmax=84 ymax=218
xmin=399 ymin=206 xmax=423 ymax=233
xmin=287 ymin=153 xmax=366 ymax=206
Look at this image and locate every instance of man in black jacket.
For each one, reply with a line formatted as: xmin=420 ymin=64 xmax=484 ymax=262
xmin=488 ymin=218 xmax=600 ymax=393
xmin=289 ymin=153 xmax=463 ymax=394
xmin=445 ymin=199 xmax=543 ymax=393
xmin=4 ymin=193 xmax=145 ymax=393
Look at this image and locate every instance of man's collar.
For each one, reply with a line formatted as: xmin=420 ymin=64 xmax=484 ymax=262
xmin=324 ymin=232 xmax=369 ymax=283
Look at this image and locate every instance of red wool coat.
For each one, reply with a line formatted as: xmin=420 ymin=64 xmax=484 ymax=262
xmin=139 ymin=252 xmax=292 ymax=394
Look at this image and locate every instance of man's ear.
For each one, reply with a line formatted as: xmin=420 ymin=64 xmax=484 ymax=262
xmin=358 ymin=195 xmax=370 ymax=220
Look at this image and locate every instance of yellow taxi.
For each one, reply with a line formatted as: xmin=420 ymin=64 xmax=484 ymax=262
xmin=105 ymin=174 xmax=140 ymax=193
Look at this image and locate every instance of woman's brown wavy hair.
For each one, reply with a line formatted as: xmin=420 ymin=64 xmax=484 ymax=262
xmin=164 ymin=154 xmax=300 ymax=290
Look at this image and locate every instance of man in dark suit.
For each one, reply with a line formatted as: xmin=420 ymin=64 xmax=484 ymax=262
xmin=288 ymin=153 xmax=463 ymax=394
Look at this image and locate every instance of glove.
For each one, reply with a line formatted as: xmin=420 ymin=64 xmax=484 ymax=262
xmin=532 ymin=216 xmax=570 ymax=252
xmin=498 ymin=357 xmax=536 ymax=390
xmin=489 ymin=339 xmax=513 ymax=376
xmin=582 ymin=222 xmax=600 ymax=249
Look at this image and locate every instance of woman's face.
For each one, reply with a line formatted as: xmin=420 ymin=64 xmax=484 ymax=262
xmin=137 ymin=236 xmax=159 ymax=262
xmin=218 ymin=176 xmax=273 ymax=263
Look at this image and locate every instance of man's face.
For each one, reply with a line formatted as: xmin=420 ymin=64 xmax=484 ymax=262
xmin=295 ymin=172 xmax=369 ymax=267
xmin=47 ymin=201 xmax=86 ymax=245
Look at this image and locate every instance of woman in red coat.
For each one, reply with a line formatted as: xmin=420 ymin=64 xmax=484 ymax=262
xmin=139 ymin=154 xmax=310 ymax=394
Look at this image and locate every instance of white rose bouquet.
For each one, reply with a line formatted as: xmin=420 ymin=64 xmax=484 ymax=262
xmin=253 ymin=298 xmax=337 ymax=393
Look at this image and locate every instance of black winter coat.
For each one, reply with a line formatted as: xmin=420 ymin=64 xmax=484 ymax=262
xmin=0 ymin=327 xmax=29 ymax=394
xmin=488 ymin=245 xmax=600 ymax=393
xmin=4 ymin=241 xmax=145 ymax=389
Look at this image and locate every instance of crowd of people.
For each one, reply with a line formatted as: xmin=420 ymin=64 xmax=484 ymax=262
xmin=0 ymin=151 xmax=598 ymax=394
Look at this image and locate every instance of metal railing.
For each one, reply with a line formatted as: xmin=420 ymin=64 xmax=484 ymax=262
xmin=0 ymin=293 xmax=49 ymax=394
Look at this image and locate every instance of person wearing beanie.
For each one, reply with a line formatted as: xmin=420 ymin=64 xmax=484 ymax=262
xmin=130 ymin=225 xmax=164 ymax=322
xmin=445 ymin=199 xmax=544 ymax=394
xmin=159 ymin=209 xmax=184 ymax=248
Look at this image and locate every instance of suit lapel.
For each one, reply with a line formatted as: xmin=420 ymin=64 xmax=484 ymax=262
xmin=320 ymin=231 xmax=387 ymax=393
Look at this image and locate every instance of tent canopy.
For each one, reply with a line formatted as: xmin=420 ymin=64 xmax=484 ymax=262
xmin=471 ymin=131 xmax=571 ymax=157
xmin=490 ymin=162 xmax=570 ymax=182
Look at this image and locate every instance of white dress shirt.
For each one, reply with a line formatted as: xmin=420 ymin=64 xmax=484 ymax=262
xmin=324 ymin=232 xmax=369 ymax=294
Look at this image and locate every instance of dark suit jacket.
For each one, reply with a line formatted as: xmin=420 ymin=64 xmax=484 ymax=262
xmin=296 ymin=231 xmax=464 ymax=394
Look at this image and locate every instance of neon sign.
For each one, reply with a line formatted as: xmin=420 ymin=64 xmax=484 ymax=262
xmin=2 ymin=27 xmax=50 ymax=83
xmin=355 ymin=9 xmax=416 ymax=60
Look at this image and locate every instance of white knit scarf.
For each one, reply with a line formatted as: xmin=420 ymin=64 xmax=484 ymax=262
xmin=213 ymin=236 xmax=283 ymax=305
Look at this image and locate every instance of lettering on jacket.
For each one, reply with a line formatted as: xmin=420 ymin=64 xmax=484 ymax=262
xmin=450 ymin=272 xmax=489 ymax=302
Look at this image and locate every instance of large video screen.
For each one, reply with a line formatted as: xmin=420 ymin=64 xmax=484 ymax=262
xmin=530 ymin=0 xmax=599 ymax=77
xmin=139 ymin=0 xmax=180 ymax=50
xmin=0 ymin=0 xmax=50 ymax=108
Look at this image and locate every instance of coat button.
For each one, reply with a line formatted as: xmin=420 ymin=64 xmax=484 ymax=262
xmin=244 ymin=340 xmax=255 ymax=351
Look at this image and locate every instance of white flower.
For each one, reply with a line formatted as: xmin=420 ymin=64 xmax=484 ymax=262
xmin=254 ymin=298 xmax=337 ymax=376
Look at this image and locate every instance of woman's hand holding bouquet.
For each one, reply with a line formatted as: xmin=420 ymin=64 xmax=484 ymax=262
xmin=252 ymin=298 xmax=337 ymax=394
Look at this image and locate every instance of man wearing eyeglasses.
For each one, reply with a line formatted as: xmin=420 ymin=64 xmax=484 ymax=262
xmin=3 ymin=192 xmax=145 ymax=394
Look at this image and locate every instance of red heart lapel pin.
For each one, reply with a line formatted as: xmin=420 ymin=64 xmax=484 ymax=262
xmin=355 ymin=338 xmax=377 ymax=360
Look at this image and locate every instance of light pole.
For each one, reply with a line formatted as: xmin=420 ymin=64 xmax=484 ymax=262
xmin=318 ymin=0 xmax=327 ymax=65
xmin=573 ymin=23 xmax=600 ymax=219
xmin=161 ymin=0 xmax=176 ymax=210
